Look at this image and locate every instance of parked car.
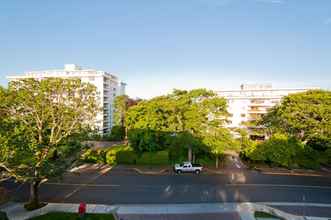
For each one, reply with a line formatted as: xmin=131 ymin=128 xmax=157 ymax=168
xmin=174 ymin=162 xmax=203 ymax=174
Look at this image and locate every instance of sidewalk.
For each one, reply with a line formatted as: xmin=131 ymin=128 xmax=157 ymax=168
xmin=254 ymin=167 xmax=331 ymax=177
xmin=2 ymin=202 xmax=327 ymax=220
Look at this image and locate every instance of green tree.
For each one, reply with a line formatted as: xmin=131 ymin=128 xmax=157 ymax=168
xmin=126 ymin=89 xmax=232 ymax=163
xmin=113 ymin=95 xmax=139 ymax=141
xmin=0 ymin=78 xmax=99 ymax=209
xmin=203 ymin=128 xmax=240 ymax=168
xmin=243 ymin=133 xmax=306 ymax=168
xmin=261 ymin=90 xmax=331 ymax=143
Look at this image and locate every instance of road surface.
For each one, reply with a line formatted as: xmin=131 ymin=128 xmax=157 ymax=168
xmin=2 ymin=165 xmax=331 ymax=217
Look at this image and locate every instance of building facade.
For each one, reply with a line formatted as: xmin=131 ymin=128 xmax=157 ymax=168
xmin=7 ymin=64 xmax=126 ymax=133
xmin=217 ymin=84 xmax=311 ymax=130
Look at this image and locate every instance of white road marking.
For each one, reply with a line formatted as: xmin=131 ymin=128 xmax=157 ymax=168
xmin=226 ymin=183 xmax=331 ymax=190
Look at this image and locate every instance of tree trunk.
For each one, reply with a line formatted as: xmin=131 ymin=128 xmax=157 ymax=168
xmin=215 ymin=156 xmax=219 ymax=169
xmin=29 ymin=180 xmax=40 ymax=207
xmin=188 ymin=147 xmax=192 ymax=162
xmin=192 ymin=153 xmax=196 ymax=163
xmin=124 ymin=127 xmax=128 ymax=145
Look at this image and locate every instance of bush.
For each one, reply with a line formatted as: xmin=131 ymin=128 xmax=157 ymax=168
xmin=105 ymin=145 xmax=133 ymax=165
xmin=196 ymin=156 xmax=215 ymax=166
xmin=80 ymin=149 xmax=106 ymax=164
xmin=0 ymin=211 xmax=8 ymax=220
xmin=243 ymin=134 xmax=303 ymax=168
xmin=294 ymin=146 xmax=320 ymax=169
xmin=136 ymin=151 xmax=169 ymax=165
xmin=168 ymin=145 xmax=187 ymax=163
xmin=306 ymin=136 xmax=331 ymax=151
xmin=116 ymin=151 xmax=138 ymax=164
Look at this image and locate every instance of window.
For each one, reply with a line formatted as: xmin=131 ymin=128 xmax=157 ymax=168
xmin=251 ymin=99 xmax=264 ymax=104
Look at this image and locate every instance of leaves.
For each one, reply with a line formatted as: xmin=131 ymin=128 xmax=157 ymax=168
xmin=0 ymin=79 xmax=99 ymax=183
xmin=125 ymin=88 xmax=236 ymax=156
xmin=262 ymin=90 xmax=331 ymax=142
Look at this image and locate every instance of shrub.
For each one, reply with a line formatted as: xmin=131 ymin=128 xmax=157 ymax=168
xmin=243 ymin=134 xmax=304 ymax=168
xmin=116 ymin=151 xmax=138 ymax=164
xmin=325 ymin=148 xmax=331 ymax=165
xmin=294 ymin=146 xmax=320 ymax=169
xmin=196 ymin=156 xmax=214 ymax=166
xmin=168 ymin=145 xmax=187 ymax=163
xmin=136 ymin=151 xmax=169 ymax=165
xmin=105 ymin=145 xmax=133 ymax=165
xmin=80 ymin=149 xmax=106 ymax=164
xmin=0 ymin=211 xmax=8 ymax=220
xmin=306 ymin=136 xmax=331 ymax=151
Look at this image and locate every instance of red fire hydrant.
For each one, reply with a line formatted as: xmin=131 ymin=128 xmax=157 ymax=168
xmin=78 ymin=202 xmax=86 ymax=218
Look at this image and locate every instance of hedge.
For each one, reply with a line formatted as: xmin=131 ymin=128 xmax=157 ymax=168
xmin=81 ymin=146 xmax=171 ymax=166
xmin=105 ymin=145 xmax=133 ymax=165
xmin=136 ymin=151 xmax=169 ymax=165
xmin=116 ymin=151 xmax=138 ymax=164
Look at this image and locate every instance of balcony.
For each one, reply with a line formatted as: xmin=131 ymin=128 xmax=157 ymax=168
xmin=248 ymin=110 xmax=267 ymax=114
xmin=249 ymin=103 xmax=274 ymax=107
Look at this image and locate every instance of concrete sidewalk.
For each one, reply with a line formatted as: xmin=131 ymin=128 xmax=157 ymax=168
xmin=2 ymin=202 xmax=327 ymax=220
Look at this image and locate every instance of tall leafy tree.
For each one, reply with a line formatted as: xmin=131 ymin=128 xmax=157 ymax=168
xmin=0 ymin=78 xmax=99 ymax=209
xmin=203 ymin=127 xmax=240 ymax=168
xmin=261 ymin=90 xmax=331 ymax=144
xmin=113 ymin=95 xmax=139 ymax=141
xmin=126 ymin=89 xmax=233 ymax=162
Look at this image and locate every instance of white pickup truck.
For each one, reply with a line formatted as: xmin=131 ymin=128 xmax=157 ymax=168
xmin=174 ymin=162 xmax=203 ymax=174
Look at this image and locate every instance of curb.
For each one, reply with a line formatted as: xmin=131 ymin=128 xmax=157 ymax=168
xmin=255 ymin=169 xmax=331 ymax=177
xmin=132 ymin=168 xmax=169 ymax=175
xmin=260 ymin=171 xmax=324 ymax=177
xmin=203 ymin=168 xmax=225 ymax=175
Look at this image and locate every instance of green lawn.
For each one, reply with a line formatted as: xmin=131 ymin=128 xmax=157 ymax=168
xmin=254 ymin=211 xmax=284 ymax=219
xmin=27 ymin=212 xmax=115 ymax=220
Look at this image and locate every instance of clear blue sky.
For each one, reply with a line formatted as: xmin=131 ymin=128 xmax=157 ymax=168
xmin=1 ymin=0 xmax=330 ymax=98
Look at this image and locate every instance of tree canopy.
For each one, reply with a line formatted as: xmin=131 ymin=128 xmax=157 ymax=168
xmin=0 ymin=78 xmax=99 ymax=209
xmin=261 ymin=90 xmax=331 ymax=143
xmin=125 ymin=89 xmax=237 ymax=164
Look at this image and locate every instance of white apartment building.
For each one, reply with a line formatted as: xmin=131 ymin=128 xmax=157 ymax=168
xmin=217 ymin=84 xmax=311 ymax=129
xmin=7 ymin=64 xmax=126 ymax=134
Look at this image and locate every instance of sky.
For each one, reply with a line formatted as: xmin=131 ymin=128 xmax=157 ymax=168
xmin=0 ymin=0 xmax=331 ymax=98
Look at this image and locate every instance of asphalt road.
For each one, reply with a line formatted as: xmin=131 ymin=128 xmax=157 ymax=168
xmin=5 ymin=169 xmax=331 ymax=199
xmin=2 ymin=164 xmax=331 ymax=217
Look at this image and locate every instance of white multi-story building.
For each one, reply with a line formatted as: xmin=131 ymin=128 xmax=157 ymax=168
xmin=217 ymin=84 xmax=312 ymax=129
xmin=7 ymin=64 xmax=126 ymax=134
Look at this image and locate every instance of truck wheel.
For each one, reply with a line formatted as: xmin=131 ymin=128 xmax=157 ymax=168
xmin=195 ymin=170 xmax=200 ymax=174
xmin=177 ymin=170 xmax=182 ymax=174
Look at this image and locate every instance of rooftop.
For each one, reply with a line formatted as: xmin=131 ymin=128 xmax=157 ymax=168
xmin=7 ymin=64 xmax=119 ymax=80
